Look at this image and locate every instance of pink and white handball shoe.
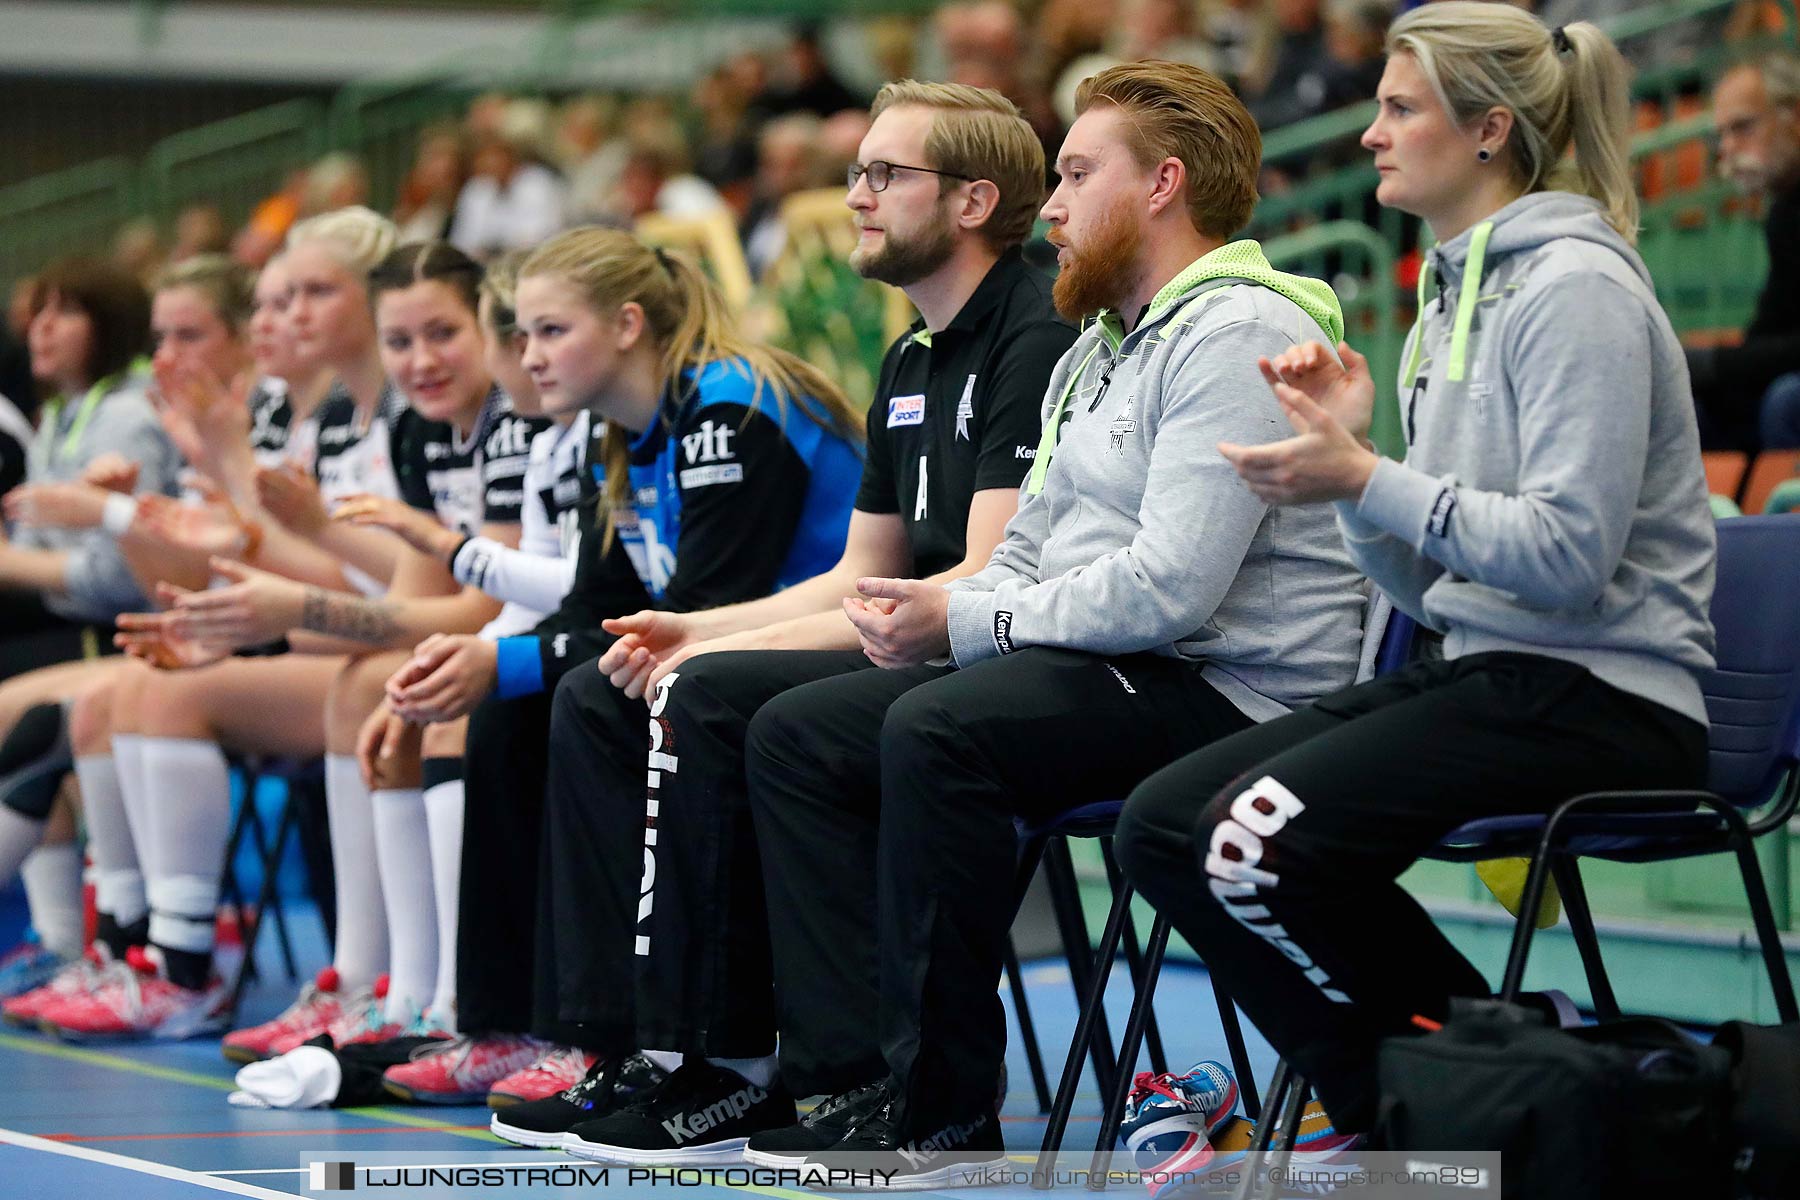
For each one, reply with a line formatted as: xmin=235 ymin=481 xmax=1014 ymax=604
xmin=38 ymin=946 xmax=229 ymax=1041
xmin=383 ymin=1034 xmax=546 ymax=1104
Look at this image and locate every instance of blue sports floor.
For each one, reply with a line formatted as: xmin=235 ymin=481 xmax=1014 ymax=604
xmin=0 ymin=904 xmax=1279 ymax=1199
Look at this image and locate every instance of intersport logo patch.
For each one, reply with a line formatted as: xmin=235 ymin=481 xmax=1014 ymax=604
xmin=887 ymin=394 xmax=926 ymax=427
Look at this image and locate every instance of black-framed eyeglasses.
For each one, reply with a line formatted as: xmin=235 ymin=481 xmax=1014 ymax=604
xmin=847 ymin=160 xmax=976 ymax=193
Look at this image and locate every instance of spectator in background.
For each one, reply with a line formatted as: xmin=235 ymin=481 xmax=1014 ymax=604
xmin=938 ymin=1 xmax=1065 ymax=170
xmin=228 ymin=153 xmax=371 ymax=268
xmin=612 ymin=133 xmax=728 ymax=223
xmin=451 ymin=104 xmax=569 ymax=258
xmin=1540 ymin=0 xmax=1723 ymax=71
xmin=1690 ymin=53 xmax=1800 ymax=452
xmin=758 ymin=25 xmax=863 ymax=117
xmin=690 ymin=64 xmax=763 ymax=219
xmin=234 ymin=167 xmax=308 ymax=269
xmin=112 ymin=219 xmax=165 ymax=288
xmin=557 ymin=96 xmax=629 ymax=223
xmin=169 ymin=205 xmax=230 ymax=264
xmin=1204 ymin=0 xmax=1280 ymax=90
xmin=818 ymin=108 xmax=873 ymax=182
xmin=866 ymin=15 xmax=920 ymax=85
xmin=464 ymin=91 xmax=516 ymax=143
xmin=1120 ymin=0 xmax=1229 ymax=71
xmin=1246 ymin=0 xmax=1334 ymax=129
xmin=935 ymin=0 xmax=1029 ymax=71
xmin=395 ymin=123 xmax=469 ymax=243
xmin=1258 ymin=0 xmax=1393 ymax=173
xmin=1040 ymin=0 xmax=1122 ymax=86
xmin=302 ymin=153 xmax=371 ymax=218
xmin=743 ymin=113 xmax=826 ymax=278
xmin=1053 ymin=0 xmax=1231 ymax=124
xmin=1320 ymin=0 xmax=1393 ymax=106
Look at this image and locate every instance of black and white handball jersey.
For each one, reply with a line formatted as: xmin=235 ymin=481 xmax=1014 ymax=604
xmin=474 ymin=410 xmax=592 ymax=640
xmin=247 ymin=378 xmax=297 ymax=469
xmin=523 ymin=408 xmax=591 ymax=561
xmin=311 ymin=382 xmax=403 ymax=508
xmin=855 ymin=249 xmax=1075 ymax=578
xmin=392 ymin=385 xmax=548 ymax=536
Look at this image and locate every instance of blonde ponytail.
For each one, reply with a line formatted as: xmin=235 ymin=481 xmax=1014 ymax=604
xmin=1556 ymin=21 xmax=1637 ymax=242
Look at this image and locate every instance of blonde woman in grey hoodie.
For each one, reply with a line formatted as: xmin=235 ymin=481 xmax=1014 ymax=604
xmin=1117 ymin=3 xmax=1716 ymax=1137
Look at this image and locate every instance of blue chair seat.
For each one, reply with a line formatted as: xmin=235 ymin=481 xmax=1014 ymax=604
xmin=1016 ymin=800 xmax=1126 ymax=843
xmin=1431 ymin=807 xmax=1738 ymax=862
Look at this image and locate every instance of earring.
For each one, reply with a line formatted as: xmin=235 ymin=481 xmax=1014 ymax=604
xmin=1477 ymin=148 xmax=1493 ymax=162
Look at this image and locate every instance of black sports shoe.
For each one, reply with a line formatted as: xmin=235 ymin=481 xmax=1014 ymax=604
xmin=801 ymin=1097 xmax=1008 ymax=1190
xmin=742 ymin=1080 xmax=888 ymax=1168
xmin=490 ymin=1053 xmax=669 ymax=1149
xmin=564 ymin=1061 xmax=796 ymax=1165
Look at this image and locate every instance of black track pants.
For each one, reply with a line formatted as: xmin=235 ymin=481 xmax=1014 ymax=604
xmin=536 ymin=662 xmax=665 ymax=1049
xmin=623 ymin=649 xmax=875 ymax=1056
xmin=1114 ymin=652 xmax=1708 ymax=1133
xmin=456 ymin=687 xmax=555 ymax=1037
xmin=746 ymin=647 xmax=1254 ymax=1130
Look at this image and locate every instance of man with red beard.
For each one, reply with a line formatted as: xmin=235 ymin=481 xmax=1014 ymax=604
xmin=739 ymin=61 xmax=1370 ymax=1184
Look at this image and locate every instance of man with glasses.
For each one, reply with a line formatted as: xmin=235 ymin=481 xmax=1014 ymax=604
xmin=1690 ymin=52 xmax=1800 ymax=452
xmin=488 ymin=80 xmax=1074 ymax=1160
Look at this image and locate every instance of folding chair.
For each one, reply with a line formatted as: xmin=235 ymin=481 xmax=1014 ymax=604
xmin=1023 ymin=799 xmax=1229 ymax=1176
xmin=1013 ymin=803 xmax=1179 ymax=1148
xmin=219 ymin=754 xmax=328 ymax=1022
xmin=1025 ymin=593 xmax=1411 ymax=1187
xmin=1237 ymin=514 xmax=1800 ymax=1199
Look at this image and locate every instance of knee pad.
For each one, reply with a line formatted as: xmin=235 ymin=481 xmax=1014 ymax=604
xmin=421 ymin=756 xmax=463 ymax=792
xmin=0 ymin=702 xmax=72 ymax=821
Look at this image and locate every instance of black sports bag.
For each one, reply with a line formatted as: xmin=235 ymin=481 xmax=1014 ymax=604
xmin=1712 ymin=1019 xmax=1800 ymax=1198
xmin=1372 ymin=999 xmax=1735 ymax=1200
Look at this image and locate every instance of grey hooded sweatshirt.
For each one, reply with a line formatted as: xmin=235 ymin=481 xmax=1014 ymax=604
xmin=946 ymin=241 xmax=1369 ymax=722
xmin=1342 ymin=192 xmax=1717 ymax=726
xmin=16 ymin=374 xmax=183 ymax=623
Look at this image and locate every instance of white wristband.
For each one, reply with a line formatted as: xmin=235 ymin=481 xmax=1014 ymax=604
xmin=100 ymin=493 xmax=139 ymax=537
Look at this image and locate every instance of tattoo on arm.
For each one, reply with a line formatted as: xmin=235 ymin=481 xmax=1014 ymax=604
xmin=301 ymin=587 xmax=401 ymax=644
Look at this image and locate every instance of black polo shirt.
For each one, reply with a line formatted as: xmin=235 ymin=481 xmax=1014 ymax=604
xmin=855 ymin=248 xmax=1077 ymax=578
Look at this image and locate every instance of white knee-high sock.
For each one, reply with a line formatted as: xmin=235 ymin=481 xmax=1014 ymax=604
xmin=139 ymin=737 xmax=231 ymax=960
xmin=112 ymin=734 xmax=153 ymax=880
xmin=422 ymin=773 xmax=464 ymax=1021
xmin=371 ymin=787 xmax=435 ymax=1023
xmin=0 ymin=804 xmax=46 ymax=893
xmin=74 ymin=753 xmax=146 ymax=928
xmin=19 ymin=842 xmax=83 ymax=959
xmin=325 ymin=754 xmax=388 ymax=991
